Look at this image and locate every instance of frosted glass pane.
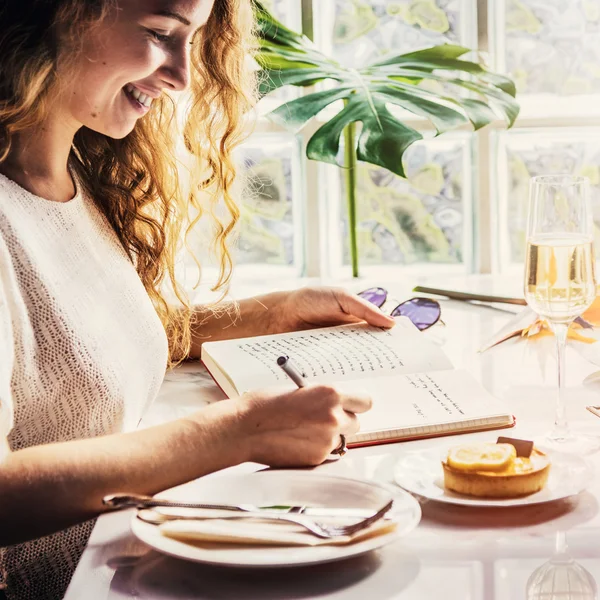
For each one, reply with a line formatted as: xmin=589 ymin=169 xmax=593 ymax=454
xmin=261 ymin=0 xmax=301 ymax=27
xmin=495 ymin=128 xmax=600 ymax=269
xmin=322 ymin=0 xmax=472 ymax=68
xmin=236 ymin=135 xmax=302 ymax=266
xmin=340 ymin=134 xmax=473 ymax=266
xmin=496 ymin=0 xmax=600 ymax=96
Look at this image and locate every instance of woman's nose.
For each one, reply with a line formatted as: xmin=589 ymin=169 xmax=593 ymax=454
xmin=159 ymin=48 xmax=190 ymax=92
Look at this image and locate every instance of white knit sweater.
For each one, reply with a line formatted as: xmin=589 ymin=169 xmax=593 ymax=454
xmin=0 ymin=172 xmax=169 ymax=599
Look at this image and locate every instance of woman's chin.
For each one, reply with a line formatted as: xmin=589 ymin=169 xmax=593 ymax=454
xmin=108 ymin=126 xmax=136 ymax=140
xmin=84 ymin=120 xmax=136 ymax=140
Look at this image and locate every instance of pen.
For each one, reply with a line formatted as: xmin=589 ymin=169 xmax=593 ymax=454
xmin=277 ymin=355 xmax=307 ymax=388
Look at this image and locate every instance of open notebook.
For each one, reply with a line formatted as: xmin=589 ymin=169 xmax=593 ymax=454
xmin=201 ymin=318 xmax=514 ymax=448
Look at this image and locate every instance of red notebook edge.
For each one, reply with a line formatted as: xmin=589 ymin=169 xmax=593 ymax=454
xmin=200 ymin=358 xmax=229 ymax=398
xmin=348 ymin=416 xmax=516 ymax=449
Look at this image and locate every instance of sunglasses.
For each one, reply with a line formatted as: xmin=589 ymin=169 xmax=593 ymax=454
xmin=358 ymin=287 xmax=442 ymax=331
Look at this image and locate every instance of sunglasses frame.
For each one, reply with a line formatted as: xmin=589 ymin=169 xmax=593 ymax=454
xmin=358 ymin=287 xmax=443 ymax=331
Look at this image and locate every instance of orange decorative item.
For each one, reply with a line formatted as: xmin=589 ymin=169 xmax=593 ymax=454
xmin=521 ymin=292 xmax=600 ymax=344
xmin=581 ymin=294 xmax=600 ymax=326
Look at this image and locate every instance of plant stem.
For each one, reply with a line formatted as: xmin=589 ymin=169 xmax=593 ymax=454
xmin=343 ymin=110 xmax=358 ymax=278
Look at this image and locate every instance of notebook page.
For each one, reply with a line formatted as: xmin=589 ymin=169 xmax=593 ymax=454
xmin=201 ymin=318 xmax=453 ymax=395
xmin=335 ymin=369 xmax=510 ymax=440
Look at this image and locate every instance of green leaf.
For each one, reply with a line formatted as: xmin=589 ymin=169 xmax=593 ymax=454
xmin=253 ymin=2 xmax=520 ymax=174
xmin=454 ymin=98 xmax=498 ymax=130
xmin=374 ymin=58 xmax=517 ymax=97
xmin=268 ymin=87 xmax=354 ymax=131
xmin=374 ymin=83 xmax=469 ymax=133
xmin=369 ymin=44 xmax=471 ymax=67
xmin=267 ymin=78 xmax=468 ymax=141
xmin=252 ymin=1 xmax=308 ymax=48
xmin=454 ymin=80 xmax=520 ymax=126
xmin=258 ymin=68 xmax=334 ymax=96
xmin=306 ymin=94 xmax=423 ymax=178
xmin=255 ymin=55 xmax=317 ymax=72
xmin=257 ymin=40 xmax=336 ymax=69
xmin=478 ymin=71 xmax=516 ymax=97
xmin=372 ymin=67 xmax=520 ymax=126
xmin=365 ymin=77 xmax=493 ymax=132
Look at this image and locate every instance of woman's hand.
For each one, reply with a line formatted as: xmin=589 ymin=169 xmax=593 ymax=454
xmin=187 ymin=286 xmax=395 ymax=358
xmin=271 ymin=286 xmax=395 ymax=334
xmin=236 ymin=385 xmax=372 ymax=467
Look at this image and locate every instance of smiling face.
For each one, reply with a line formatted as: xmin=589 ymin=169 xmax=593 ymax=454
xmin=59 ymin=0 xmax=214 ymax=139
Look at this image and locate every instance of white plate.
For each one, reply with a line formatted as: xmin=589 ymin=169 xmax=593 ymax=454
xmin=131 ymin=470 xmax=421 ymax=568
xmin=394 ymin=447 xmax=592 ymax=507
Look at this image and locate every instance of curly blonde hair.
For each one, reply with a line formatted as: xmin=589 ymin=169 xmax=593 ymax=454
xmin=0 ymin=0 xmax=258 ymax=365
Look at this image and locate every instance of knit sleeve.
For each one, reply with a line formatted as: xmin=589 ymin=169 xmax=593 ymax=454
xmin=0 ymin=236 xmax=14 ymax=439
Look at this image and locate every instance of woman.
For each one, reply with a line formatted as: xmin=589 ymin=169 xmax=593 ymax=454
xmin=0 ymin=0 xmax=394 ymax=598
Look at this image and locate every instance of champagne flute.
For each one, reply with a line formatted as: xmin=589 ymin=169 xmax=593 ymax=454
xmin=524 ymin=174 xmax=599 ymax=454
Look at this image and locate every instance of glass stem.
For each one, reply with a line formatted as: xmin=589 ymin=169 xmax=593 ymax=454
xmin=555 ymin=531 xmax=568 ymax=556
xmin=549 ymin=321 xmax=570 ymax=441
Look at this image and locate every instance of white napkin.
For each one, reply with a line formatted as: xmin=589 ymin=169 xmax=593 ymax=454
xmin=157 ymin=515 xmax=398 ymax=547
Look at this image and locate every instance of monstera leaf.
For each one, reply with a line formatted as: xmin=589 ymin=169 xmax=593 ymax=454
xmin=251 ymin=2 xmax=519 ymax=277
xmin=253 ymin=1 xmax=519 ymax=179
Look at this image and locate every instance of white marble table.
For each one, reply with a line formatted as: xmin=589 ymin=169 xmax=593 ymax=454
xmin=65 ymin=276 xmax=600 ymax=600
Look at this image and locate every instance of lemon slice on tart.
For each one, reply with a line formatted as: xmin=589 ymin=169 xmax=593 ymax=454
xmin=446 ymin=443 xmax=516 ymax=472
xmin=442 ymin=442 xmax=551 ymax=498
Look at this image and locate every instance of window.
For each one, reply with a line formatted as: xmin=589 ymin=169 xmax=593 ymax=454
xmin=493 ymin=127 xmax=600 ymax=272
xmin=490 ymin=0 xmax=600 ymax=274
xmin=236 ymin=134 xmax=304 ymax=268
xmin=216 ymin=1 xmax=600 ymax=282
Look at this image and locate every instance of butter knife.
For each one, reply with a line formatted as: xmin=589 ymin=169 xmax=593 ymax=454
xmin=103 ymin=493 xmax=378 ymax=519
xmin=412 ymin=285 xmax=527 ymax=306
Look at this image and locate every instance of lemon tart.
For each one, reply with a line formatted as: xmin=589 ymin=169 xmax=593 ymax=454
xmin=442 ymin=442 xmax=551 ymax=498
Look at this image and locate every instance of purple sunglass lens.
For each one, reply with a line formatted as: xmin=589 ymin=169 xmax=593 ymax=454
xmin=390 ymin=298 xmax=441 ymax=331
xmin=358 ymin=287 xmax=388 ymax=308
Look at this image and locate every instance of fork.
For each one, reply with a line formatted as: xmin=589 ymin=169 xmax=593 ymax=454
xmin=103 ymin=493 xmax=376 ymax=518
xmin=138 ymin=499 xmax=395 ymax=540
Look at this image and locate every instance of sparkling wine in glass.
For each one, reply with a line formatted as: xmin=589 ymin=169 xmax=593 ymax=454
xmin=524 ymin=175 xmax=599 ymax=454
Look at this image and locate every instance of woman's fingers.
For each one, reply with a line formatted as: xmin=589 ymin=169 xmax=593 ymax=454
xmin=334 ymin=288 xmax=396 ymax=328
xmin=295 ymin=385 xmax=372 ymax=418
xmin=340 ymin=391 xmax=373 ymax=414
xmin=238 ymin=384 xmax=372 ymax=467
xmin=339 ymin=410 xmax=360 ymax=436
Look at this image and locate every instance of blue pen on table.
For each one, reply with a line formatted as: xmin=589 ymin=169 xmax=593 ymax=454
xmin=277 ymin=356 xmax=307 ymax=388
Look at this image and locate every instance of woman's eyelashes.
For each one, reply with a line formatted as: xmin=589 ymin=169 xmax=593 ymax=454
xmin=145 ymin=28 xmax=195 ymax=47
xmin=145 ymin=28 xmax=173 ymax=44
